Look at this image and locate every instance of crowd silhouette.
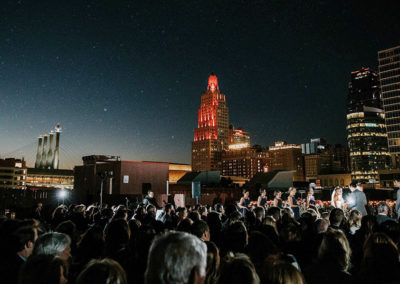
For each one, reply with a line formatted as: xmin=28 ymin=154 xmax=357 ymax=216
xmin=1 ymin=187 xmax=400 ymax=284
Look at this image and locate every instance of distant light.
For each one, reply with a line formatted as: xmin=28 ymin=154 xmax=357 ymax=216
xmin=228 ymin=143 xmax=250 ymax=149
xmin=58 ymin=190 xmax=67 ymax=199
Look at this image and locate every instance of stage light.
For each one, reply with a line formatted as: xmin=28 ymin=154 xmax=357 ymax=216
xmin=58 ymin=190 xmax=67 ymax=199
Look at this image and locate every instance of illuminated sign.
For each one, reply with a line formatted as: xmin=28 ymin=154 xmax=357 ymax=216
xmin=228 ymin=143 xmax=250 ymax=150
xmin=15 ymin=162 xmax=22 ymax=168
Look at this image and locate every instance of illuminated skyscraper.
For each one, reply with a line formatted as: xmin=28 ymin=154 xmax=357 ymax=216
xmin=192 ymin=74 xmax=229 ymax=171
xmin=378 ymin=46 xmax=400 ymax=167
xmin=347 ymin=68 xmax=390 ymax=182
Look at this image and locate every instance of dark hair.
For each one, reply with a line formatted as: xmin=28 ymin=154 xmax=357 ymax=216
xmin=273 ymin=190 xmax=281 ymax=197
xmin=217 ymin=253 xmax=259 ymax=284
xmin=329 ymin=208 xmax=344 ymax=226
xmin=19 ymin=255 xmax=67 ymax=284
xmin=76 ymin=258 xmax=127 ymax=284
xmin=360 ymin=232 xmax=400 ymax=282
xmin=318 ymin=228 xmax=351 ymax=270
xmin=254 ymin=207 xmax=265 ymax=219
xmin=245 ymin=231 xmax=280 ymax=274
xmin=266 ymin=207 xmax=280 ymax=221
xmin=177 ymin=218 xmax=194 ymax=233
xmin=11 ymin=225 xmax=36 ymax=253
xmin=191 ymin=220 xmax=210 ymax=239
xmin=205 ymin=241 xmax=220 ymax=284
xmin=104 ymin=219 xmax=130 ymax=257
xmin=222 ymin=221 xmax=247 ymax=255
xmin=214 ymin=203 xmax=224 ymax=213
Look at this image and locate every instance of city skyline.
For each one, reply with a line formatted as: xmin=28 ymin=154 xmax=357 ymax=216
xmin=1 ymin=1 xmax=400 ymax=169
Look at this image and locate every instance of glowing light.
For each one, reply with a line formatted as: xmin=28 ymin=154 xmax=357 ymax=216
xmin=58 ymin=190 xmax=67 ymax=199
xmin=229 ymin=143 xmax=250 ymax=149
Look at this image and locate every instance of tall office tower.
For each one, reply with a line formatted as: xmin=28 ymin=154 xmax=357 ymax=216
xmin=192 ymin=74 xmax=229 ymax=171
xmin=379 ymin=46 xmax=400 ymax=167
xmin=347 ymin=68 xmax=390 ymax=182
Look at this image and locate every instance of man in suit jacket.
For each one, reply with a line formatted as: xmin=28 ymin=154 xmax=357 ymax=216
xmin=348 ymin=183 xmax=368 ymax=216
xmin=376 ymin=201 xmax=395 ymax=225
xmin=394 ymin=180 xmax=400 ymax=218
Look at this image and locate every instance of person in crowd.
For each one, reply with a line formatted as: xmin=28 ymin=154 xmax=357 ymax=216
xmin=1 ymin=225 xmax=38 ymax=284
xmin=142 ymin=190 xmax=161 ymax=209
xmin=261 ymin=260 xmax=306 ymax=284
xmin=376 ymin=201 xmax=394 ymax=225
xmin=18 ymin=255 xmax=68 ymax=284
xmin=245 ymin=231 xmax=280 ymax=275
xmin=305 ymin=187 xmax=316 ymax=209
xmin=347 ymin=182 xmax=367 ymax=216
xmin=356 ymin=232 xmax=400 ymax=283
xmin=177 ymin=217 xmax=194 ymax=233
xmin=348 ymin=209 xmax=362 ymax=235
xmin=222 ymin=221 xmax=248 ymax=256
xmin=254 ymin=207 xmax=265 ymax=227
xmin=304 ymin=228 xmax=352 ymax=284
xmin=329 ymin=208 xmax=345 ymax=231
xmin=34 ymin=202 xmax=43 ymax=221
xmin=104 ymin=219 xmax=131 ymax=272
xmin=331 ymin=186 xmax=346 ymax=210
xmin=157 ymin=203 xmax=175 ymax=229
xmin=76 ymin=258 xmax=127 ymax=284
xmin=32 ymin=232 xmax=72 ymax=262
xmin=205 ymin=241 xmax=220 ymax=284
xmin=314 ymin=218 xmax=329 ymax=234
xmin=188 ymin=211 xmax=202 ymax=222
xmin=214 ymin=203 xmax=225 ymax=217
xmin=207 ymin=211 xmax=223 ymax=247
xmin=191 ymin=220 xmax=210 ymax=241
xmin=273 ymin=190 xmax=283 ymax=209
xmin=217 ymin=253 xmax=260 ymax=284
xmin=287 ymin=187 xmax=300 ymax=220
xmin=266 ymin=207 xmax=281 ymax=223
xmin=238 ymin=189 xmax=251 ymax=215
xmin=145 ymin=231 xmax=207 ymax=284
xmin=257 ymin=189 xmax=268 ymax=209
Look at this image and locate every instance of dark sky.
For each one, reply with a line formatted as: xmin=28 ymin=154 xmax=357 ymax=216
xmin=1 ymin=0 xmax=400 ymax=168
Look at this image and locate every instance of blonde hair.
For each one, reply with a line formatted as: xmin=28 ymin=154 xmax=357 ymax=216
xmin=318 ymin=228 xmax=351 ymax=271
xmin=348 ymin=209 xmax=362 ymax=228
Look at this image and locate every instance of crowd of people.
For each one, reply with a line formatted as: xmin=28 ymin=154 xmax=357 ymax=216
xmin=1 ymin=184 xmax=400 ymax=284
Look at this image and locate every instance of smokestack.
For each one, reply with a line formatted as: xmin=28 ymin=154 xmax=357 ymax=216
xmin=35 ymin=136 xmax=43 ymax=168
xmin=47 ymin=131 xmax=54 ymax=169
xmin=53 ymin=124 xmax=61 ymax=170
xmin=40 ymin=133 xmax=48 ymax=169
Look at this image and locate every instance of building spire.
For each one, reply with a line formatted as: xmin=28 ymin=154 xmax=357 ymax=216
xmin=207 ymin=73 xmax=219 ymax=92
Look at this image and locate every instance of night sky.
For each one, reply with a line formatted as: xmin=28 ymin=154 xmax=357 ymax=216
xmin=1 ymin=0 xmax=400 ymax=169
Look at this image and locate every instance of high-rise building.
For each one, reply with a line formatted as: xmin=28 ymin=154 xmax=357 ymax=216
xmin=192 ymin=74 xmax=229 ymax=171
xmin=266 ymin=141 xmax=304 ymax=182
xmin=228 ymin=125 xmax=250 ymax=149
xmin=347 ymin=67 xmax=390 ymax=182
xmin=222 ymin=145 xmax=269 ymax=179
xmin=378 ymin=46 xmax=400 ymax=167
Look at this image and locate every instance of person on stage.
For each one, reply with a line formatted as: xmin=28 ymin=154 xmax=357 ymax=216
xmin=238 ymin=189 xmax=251 ymax=215
xmin=257 ymin=188 xmax=268 ymax=208
xmin=142 ymin=190 xmax=161 ymax=209
xmin=287 ymin=187 xmax=300 ymax=220
xmin=305 ymin=187 xmax=316 ymax=209
xmin=273 ymin=190 xmax=283 ymax=209
xmin=347 ymin=182 xmax=367 ymax=216
xmin=331 ymin=186 xmax=346 ymax=210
